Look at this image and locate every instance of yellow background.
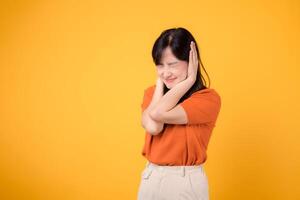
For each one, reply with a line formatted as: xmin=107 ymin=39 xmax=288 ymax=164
xmin=1 ymin=0 xmax=299 ymax=199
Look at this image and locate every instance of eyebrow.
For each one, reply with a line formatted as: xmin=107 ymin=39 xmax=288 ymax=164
xmin=158 ymin=61 xmax=178 ymax=65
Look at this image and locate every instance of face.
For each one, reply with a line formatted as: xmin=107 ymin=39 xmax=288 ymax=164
xmin=156 ymin=46 xmax=188 ymax=89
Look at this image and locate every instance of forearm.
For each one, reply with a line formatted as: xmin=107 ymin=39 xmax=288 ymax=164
xmin=146 ymin=79 xmax=164 ymax=112
xmin=150 ymin=77 xmax=195 ymax=115
xmin=142 ymin=79 xmax=165 ymax=135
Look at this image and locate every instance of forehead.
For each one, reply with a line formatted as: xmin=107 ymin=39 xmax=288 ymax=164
xmin=160 ymin=46 xmax=178 ymax=61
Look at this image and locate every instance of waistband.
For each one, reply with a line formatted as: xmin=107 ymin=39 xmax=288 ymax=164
xmin=144 ymin=161 xmax=204 ymax=177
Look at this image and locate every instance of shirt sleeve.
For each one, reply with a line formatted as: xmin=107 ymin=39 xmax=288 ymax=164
xmin=141 ymin=86 xmax=155 ymax=113
xmin=178 ymin=90 xmax=221 ymax=125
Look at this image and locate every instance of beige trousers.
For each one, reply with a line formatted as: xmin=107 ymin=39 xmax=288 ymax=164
xmin=137 ymin=161 xmax=209 ymax=200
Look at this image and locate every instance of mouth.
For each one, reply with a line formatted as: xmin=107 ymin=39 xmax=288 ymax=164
xmin=165 ymin=78 xmax=177 ymax=83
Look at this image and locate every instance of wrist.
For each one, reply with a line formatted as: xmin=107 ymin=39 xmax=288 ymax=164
xmin=186 ymin=76 xmax=196 ymax=85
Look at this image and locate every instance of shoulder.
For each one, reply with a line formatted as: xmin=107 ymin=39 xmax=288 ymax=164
xmin=144 ymin=84 xmax=156 ymax=95
xmin=191 ymin=88 xmax=221 ymax=102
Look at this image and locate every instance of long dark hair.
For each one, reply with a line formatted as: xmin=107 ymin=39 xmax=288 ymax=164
xmin=152 ymin=27 xmax=211 ymax=104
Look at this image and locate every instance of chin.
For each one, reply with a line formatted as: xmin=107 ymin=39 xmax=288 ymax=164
xmin=165 ymin=82 xmax=175 ymax=89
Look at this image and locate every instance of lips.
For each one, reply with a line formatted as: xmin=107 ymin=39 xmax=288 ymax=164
xmin=166 ymin=78 xmax=176 ymax=83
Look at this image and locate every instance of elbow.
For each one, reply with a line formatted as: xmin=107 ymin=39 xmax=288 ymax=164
xmin=142 ymin=121 xmax=163 ymax=136
xmin=147 ymin=125 xmax=163 ymax=136
xmin=141 ymin=109 xmax=164 ymax=136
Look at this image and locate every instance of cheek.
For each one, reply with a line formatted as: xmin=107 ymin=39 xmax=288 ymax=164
xmin=177 ymin=66 xmax=188 ymax=77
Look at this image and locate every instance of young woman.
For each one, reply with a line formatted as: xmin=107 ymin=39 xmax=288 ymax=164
xmin=137 ymin=27 xmax=221 ymax=200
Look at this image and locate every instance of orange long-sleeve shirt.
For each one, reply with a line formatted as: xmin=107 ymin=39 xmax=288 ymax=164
xmin=141 ymin=84 xmax=221 ymax=166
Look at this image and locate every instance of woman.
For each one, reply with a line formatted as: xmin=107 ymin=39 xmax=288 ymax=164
xmin=138 ymin=27 xmax=221 ymax=200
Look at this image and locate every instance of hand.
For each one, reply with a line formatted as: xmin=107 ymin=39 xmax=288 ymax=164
xmin=156 ymin=77 xmax=164 ymax=90
xmin=187 ymin=41 xmax=198 ymax=82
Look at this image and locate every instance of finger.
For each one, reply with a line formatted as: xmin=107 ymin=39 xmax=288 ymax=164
xmin=190 ymin=42 xmax=194 ymax=62
xmin=192 ymin=42 xmax=197 ymax=63
xmin=192 ymin=42 xmax=198 ymax=65
xmin=189 ymin=45 xmax=193 ymax=65
xmin=189 ymin=51 xmax=193 ymax=73
xmin=191 ymin=42 xmax=195 ymax=65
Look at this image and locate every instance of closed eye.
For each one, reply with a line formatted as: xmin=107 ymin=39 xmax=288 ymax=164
xmin=156 ymin=62 xmax=178 ymax=66
xmin=167 ymin=62 xmax=178 ymax=66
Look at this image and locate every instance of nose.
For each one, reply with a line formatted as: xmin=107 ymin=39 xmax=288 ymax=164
xmin=163 ymin=71 xmax=172 ymax=79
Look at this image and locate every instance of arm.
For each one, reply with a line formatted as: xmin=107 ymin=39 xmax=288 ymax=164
xmin=149 ymin=77 xmax=195 ymax=124
xmin=141 ymin=78 xmax=165 ymax=135
xmin=149 ymin=41 xmax=198 ymax=124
